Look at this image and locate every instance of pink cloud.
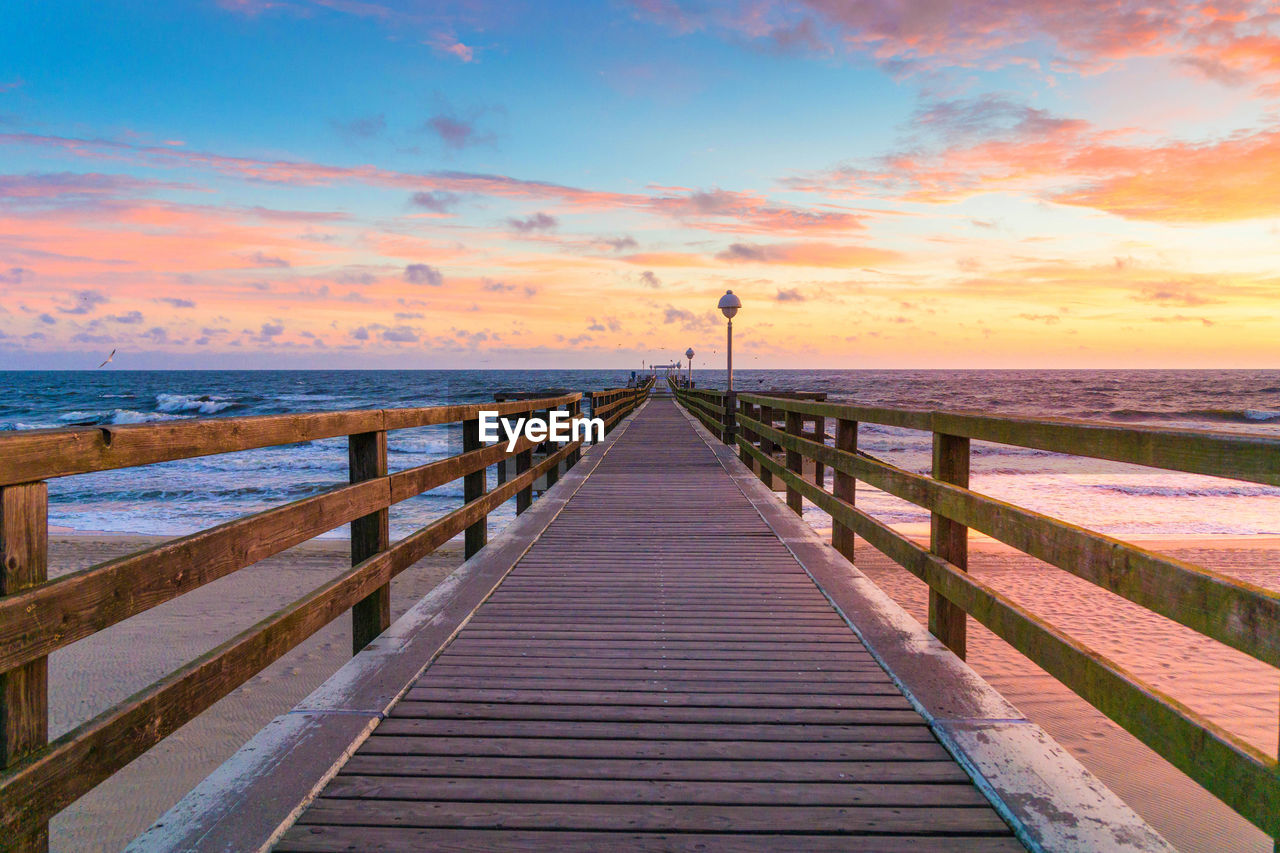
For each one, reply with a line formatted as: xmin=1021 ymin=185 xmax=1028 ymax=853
xmin=630 ymin=1 xmax=1280 ymax=89
xmin=787 ymin=95 xmax=1280 ymax=222
xmin=429 ymin=33 xmax=476 ymax=62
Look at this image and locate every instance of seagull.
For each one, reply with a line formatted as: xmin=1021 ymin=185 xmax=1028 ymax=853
xmin=97 ymin=348 xmax=116 ymax=368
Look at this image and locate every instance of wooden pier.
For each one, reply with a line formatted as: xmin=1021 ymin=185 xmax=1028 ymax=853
xmin=274 ymin=399 xmax=1019 ymax=851
xmin=3 ymin=379 xmax=1275 ymax=851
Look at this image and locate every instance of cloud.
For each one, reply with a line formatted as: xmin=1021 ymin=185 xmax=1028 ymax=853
xmin=0 ymin=266 xmax=30 ymax=284
xmin=639 ymin=270 xmax=662 ymax=288
xmin=410 ymin=190 xmax=461 ymax=212
xmin=428 ymin=33 xmax=476 ymax=62
xmin=38 ymin=313 xmax=56 ymax=325
xmin=775 ymin=287 xmax=805 ymax=302
xmin=482 ymin=277 xmax=516 ymax=291
xmin=629 ymin=1 xmax=1280 ymax=91
xmin=650 ymin=186 xmax=866 ymax=234
xmin=424 ymin=109 xmax=496 ymax=151
xmin=662 ymin=304 xmax=716 ymax=331
xmin=404 ymin=263 xmax=444 ymax=285
xmin=1132 ymin=285 xmax=1216 ymax=306
xmin=716 ymin=241 xmax=900 ymax=267
xmin=791 ymin=96 xmax=1280 ymax=223
xmin=351 ymin=326 xmax=370 ymax=341
xmin=382 ymin=325 xmax=419 ymax=343
xmin=597 ymin=235 xmax=639 ymax=251
xmin=0 ymin=172 xmax=186 ymax=202
xmin=331 ymin=114 xmax=386 ymax=139
xmin=507 ymin=212 xmax=558 ymax=233
xmin=246 ymin=251 xmax=291 ymax=267
xmin=108 ymin=310 xmax=144 ymax=324
xmin=155 ymin=297 xmax=196 ymax=308
xmin=58 ymin=289 xmax=110 ymax=315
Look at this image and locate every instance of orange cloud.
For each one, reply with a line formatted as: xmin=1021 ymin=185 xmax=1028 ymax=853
xmin=789 ymin=94 xmax=1280 ymax=222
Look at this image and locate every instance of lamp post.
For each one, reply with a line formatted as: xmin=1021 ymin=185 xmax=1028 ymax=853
xmin=717 ymin=290 xmax=741 ymax=443
xmin=685 ymin=347 xmax=694 ymax=388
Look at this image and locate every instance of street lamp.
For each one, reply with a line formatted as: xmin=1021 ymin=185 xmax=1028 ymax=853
xmin=685 ymin=347 xmax=694 ymax=388
xmin=716 ymin=290 xmax=742 ymax=444
xmin=717 ymin=290 xmax=741 ymax=391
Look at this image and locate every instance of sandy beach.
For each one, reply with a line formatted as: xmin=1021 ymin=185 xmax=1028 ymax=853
xmin=851 ymin=534 xmax=1280 ymax=853
xmin=46 ymin=534 xmax=463 ymax=853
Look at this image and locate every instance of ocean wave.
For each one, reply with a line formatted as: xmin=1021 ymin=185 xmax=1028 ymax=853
xmin=1089 ymin=483 xmax=1280 ymax=498
xmin=110 ymin=410 xmax=195 ymax=424
xmin=156 ymin=393 xmax=239 ymax=414
xmin=1107 ymin=408 xmax=1280 ymax=424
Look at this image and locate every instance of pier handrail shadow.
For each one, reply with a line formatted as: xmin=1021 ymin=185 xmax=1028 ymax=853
xmin=671 ymin=377 xmax=1280 ymax=844
xmin=0 ymin=385 xmax=651 ymax=849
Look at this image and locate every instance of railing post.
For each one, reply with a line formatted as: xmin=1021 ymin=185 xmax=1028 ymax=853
xmin=785 ymin=410 xmax=803 ymax=515
xmin=566 ymin=398 xmax=581 ymax=469
xmin=349 ymin=431 xmax=390 ymax=654
xmin=462 ymin=417 xmax=487 ymax=559
xmin=1 ymin=482 xmax=49 ymax=852
xmin=812 ymin=415 xmax=825 ymax=491
xmin=542 ymin=409 xmax=560 ymax=490
xmin=516 ymin=441 xmax=533 ymax=515
xmin=929 ymin=431 xmax=970 ymax=658
xmin=759 ymin=404 xmax=774 ymax=490
xmin=832 ymin=418 xmax=857 ymax=561
xmin=739 ymin=401 xmax=754 ymax=469
xmin=724 ymin=391 xmax=736 ymax=446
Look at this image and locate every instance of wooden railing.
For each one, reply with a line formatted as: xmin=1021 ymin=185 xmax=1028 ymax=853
xmin=0 ymin=392 xmax=605 ymax=850
xmin=670 ymin=382 xmax=727 ymax=439
xmin=672 ymin=389 xmax=1280 ymax=842
xmin=589 ymin=378 xmax=654 ymax=434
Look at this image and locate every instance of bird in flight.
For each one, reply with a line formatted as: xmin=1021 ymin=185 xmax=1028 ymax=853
xmin=97 ymin=348 xmax=116 ymax=368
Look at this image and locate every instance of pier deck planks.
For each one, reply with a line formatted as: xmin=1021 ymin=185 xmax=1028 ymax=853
xmin=276 ymin=401 xmax=1021 ymax=852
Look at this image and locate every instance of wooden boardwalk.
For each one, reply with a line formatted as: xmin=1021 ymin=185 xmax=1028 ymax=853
xmin=275 ymin=400 xmax=1022 ymax=852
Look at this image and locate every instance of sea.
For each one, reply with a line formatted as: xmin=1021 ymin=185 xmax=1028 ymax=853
xmin=2 ymin=368 xmax=1279 ymax=540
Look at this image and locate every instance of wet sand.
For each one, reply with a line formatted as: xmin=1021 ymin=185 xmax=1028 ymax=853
xmin=46 ymin=534 xmax=463 ymax=853
xmin=850 ymin=534 xmax=1280 ymax=853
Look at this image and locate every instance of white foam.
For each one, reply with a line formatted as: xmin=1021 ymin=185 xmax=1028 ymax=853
xmin=155 ymin=393 xmax=237 ymax=414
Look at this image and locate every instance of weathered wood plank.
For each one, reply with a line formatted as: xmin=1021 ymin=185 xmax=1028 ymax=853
xmin=296 ymin=800 xmax=1012 ymax=834
xmin=929 ymin=432 xmax=969 ymax=658
xmin=336 ymin=754 xmax=972 ymax=783
xmin=350 ymin=430 xmax=390 ymax=653
xmin=276 ymin=826 xmax=1024 ymax=853
xmin=0 ymin=483 xmax=48 ymax=853
xmin=320 ymin=776 xmax=988 ymax=806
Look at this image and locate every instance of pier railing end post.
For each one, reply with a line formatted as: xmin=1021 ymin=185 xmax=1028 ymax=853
xmin=928 ymin=430 xmax=970 ymax=659
xmin=349 ymin=430 xmax=390 ymax=654
xmin=462 ymin=417 xmax=488 ymax=559
xmin=832 ymin=418 xmax=857 ymax=560
xmin=0 ymin=481 xmax=50 ymax=852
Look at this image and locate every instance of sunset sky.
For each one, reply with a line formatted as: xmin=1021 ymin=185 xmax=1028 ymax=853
xmin=1 ymin=1 xmax=1278 ymax=369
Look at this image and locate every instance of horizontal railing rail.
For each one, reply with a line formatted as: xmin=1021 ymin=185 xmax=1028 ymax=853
xmin=671 ymin=389 xmax=1280 ymax=842
xmin=0 ymin=390 xmax=623 ymax=850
